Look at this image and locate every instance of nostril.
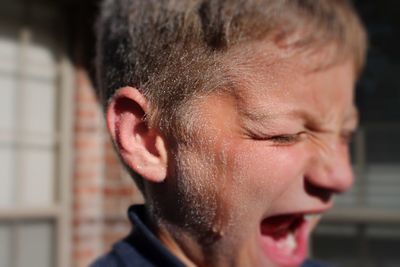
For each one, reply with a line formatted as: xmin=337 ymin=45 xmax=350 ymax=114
xmin=304 ymin=180 xmax=333 ymax=203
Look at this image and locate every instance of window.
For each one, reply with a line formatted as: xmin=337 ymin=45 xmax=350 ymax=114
xmin=0 ymin=1 xmax=73 ymax=267
xmin=313 ymin=1 xmax=400 ymax=266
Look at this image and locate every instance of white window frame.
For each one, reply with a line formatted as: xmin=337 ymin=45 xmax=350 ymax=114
xmin=0 ymin=4 xmax=74 ymax=267
xmin=315 ymin=124 xmax=400 ymax=264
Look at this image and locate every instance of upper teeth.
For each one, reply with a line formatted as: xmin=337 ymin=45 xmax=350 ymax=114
xmin=304 ymin=214 xmax=321 ymax=221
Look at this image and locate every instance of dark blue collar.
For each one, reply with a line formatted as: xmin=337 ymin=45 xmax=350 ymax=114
xmin=119 ymin=205 xmax=187 ymax=267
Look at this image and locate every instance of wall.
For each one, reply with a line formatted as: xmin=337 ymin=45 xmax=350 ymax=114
xmin=72 ymin=67 xmax=143 ymax=267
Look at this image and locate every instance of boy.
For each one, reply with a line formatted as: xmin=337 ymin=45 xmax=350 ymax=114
xmin=93 ymin=0 xmax=366 ymax=266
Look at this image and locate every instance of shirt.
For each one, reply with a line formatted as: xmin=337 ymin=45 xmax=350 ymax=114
xmin=91 ymin=205 xmax=331 ymax=267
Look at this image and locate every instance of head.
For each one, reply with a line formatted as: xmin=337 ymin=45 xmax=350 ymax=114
xmin=96 ymin=0 xmax=366 ymax=266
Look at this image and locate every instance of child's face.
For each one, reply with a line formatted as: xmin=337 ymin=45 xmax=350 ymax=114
xmin=168 ymin=54 xmax=358 ymax=267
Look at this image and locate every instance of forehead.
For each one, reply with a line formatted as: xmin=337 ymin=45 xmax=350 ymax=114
xmin=224 ymin=52 xmax=357 ymax=125
xmin=223 ymin=39 xmax=356 ymax=84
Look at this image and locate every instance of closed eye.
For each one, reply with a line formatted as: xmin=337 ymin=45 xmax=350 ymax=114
xmin=251 ymin=132 xmax=306 ymax=145
xmin=267 ymin=133 xmax=304 ymax=145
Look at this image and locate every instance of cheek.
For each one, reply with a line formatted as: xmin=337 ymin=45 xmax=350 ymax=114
xmin=230 ymin=142 xmax=307 ymax=204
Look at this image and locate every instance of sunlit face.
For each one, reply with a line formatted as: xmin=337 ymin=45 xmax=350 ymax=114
xmin=152 ymin=53 xmax=358 ymax=267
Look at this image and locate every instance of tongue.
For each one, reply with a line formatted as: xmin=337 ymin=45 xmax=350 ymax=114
xmin=260 ymin=215 xmax=308 ymax=266
xmin=261 ymin=215 xmax=299 ymax=238
xmin=260 ymin=215 xmax=304 ymax=256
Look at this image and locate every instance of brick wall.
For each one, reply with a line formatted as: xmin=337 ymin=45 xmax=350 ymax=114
xmin=72 ymin=67 xmax=143 ymax=267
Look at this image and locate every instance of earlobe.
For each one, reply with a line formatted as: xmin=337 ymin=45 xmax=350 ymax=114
xmin=106 ymin=87 xmax=168 ymax=183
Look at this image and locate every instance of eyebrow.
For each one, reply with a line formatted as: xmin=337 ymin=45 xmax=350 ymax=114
xmin=241 ymin=108 xmax=320 ymax=125
xmin=240 ymin=106 xmax=359 ymax=128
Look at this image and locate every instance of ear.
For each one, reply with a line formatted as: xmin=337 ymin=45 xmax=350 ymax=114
xmin=106 ymin=87 xmax=168 ymax=183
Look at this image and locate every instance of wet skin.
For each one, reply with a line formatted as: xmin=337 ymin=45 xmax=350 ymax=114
xmin=153 ymin=55 xmax=358 ymax=267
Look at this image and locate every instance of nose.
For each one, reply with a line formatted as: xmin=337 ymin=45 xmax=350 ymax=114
xmin=305 ymin=137 xmax=354 ymax=199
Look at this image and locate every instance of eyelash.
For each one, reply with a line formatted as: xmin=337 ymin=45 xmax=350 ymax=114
xmin=268 ymin=134 xmax=303 ymax=144
xmin=252 ymin=133 xmax=304 ymax=145
xmin=251 ymin=130 xmax=356 ymax=145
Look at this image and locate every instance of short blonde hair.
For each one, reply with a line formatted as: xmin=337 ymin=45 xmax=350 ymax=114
xmin=96 ymin=0 xmax=367 ymax=190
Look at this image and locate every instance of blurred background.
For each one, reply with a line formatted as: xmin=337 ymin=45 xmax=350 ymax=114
xmin=0 ymin=0 xmax=398 ymax=267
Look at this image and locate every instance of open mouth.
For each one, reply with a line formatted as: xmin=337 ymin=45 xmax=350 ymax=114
xmin=260 ymin=213 xmax=318 ymax=267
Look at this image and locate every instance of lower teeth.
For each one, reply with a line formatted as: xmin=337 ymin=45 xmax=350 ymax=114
xmin=276 ymin=232 xmax=297 ymax=254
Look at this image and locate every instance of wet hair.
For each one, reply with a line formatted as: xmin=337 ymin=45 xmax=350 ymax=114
xmin=95 ymin=0 xmax=366 ymax=190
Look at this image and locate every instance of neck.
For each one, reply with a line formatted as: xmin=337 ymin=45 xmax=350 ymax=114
xmin=154 ymin=223 xmax=199 ymax=267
